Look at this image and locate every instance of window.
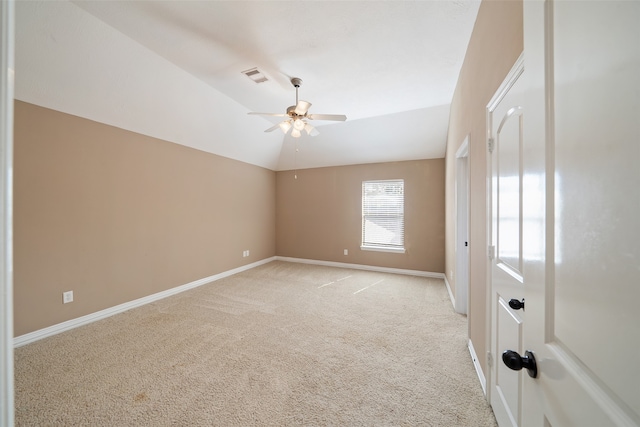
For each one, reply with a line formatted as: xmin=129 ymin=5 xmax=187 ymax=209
xmin=361 ymin=179 xmax=405 ymax=253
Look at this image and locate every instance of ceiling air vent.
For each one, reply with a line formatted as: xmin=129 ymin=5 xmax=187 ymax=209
xmin=241 ymin=67 xmax=269 ymax=84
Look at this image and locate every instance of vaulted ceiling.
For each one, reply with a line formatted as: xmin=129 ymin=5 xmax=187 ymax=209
xmin=15 ymin=1 xmax=480 ymax=171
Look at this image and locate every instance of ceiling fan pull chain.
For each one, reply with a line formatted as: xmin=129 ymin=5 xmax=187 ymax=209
xmin=294 ymin=140 xmax=299 ymax=180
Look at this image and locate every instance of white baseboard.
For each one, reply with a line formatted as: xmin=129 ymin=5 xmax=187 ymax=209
xmin=468 ymin=338 xmax=487 ymax=395
xmin=15 ymin=256 xmax=443 ymax=347
xmin=275 ymin=256 xmax=444 ymax=279
xmin=443 ymin=275 xmax=456 ymax=310
xmin=13 ymin=257 xmax=276 ymax=348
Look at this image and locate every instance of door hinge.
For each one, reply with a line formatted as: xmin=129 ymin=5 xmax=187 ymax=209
xmin=487 ymin=351 xmax=493 ymax=367
xmin=488 ymin=137 xmax=495 ymax=153
xmin=488 ymin=245 xmax=496 ymax=260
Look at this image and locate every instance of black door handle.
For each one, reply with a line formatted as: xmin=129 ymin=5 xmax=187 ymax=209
xmin=502 ymin=350 xmax=538 ymax=378
xmin=508 ymin=298 xmax=525 ymax=310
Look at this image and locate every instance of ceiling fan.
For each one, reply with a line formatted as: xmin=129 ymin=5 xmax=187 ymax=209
xmin=248 ymin=77 xmax=347 ymax=138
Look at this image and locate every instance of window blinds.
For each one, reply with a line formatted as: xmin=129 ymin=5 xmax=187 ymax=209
xmin=362 ymin=180 xmax=404 ymax=249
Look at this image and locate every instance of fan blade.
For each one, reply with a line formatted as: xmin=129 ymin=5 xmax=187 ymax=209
xmin=264 ymin=120 xmax=293 ymax=133
xmin=264 ymin=123 xmax=282 ymax=133
xmin=248 ymin=112 xmax=288 ymax=117
xmin=294 ymin=100 xmax=312 ymax=115
xmin=307 ymin=114 xmax=347 ymax=121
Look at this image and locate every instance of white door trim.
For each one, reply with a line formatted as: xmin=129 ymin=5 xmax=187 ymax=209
xmin=455 ymin=136 xmax=469 ymax=315
xmin=485 ymin=51 xmax=525 ymax=410
xmin=0 ymin=0 xmax=15 ymax=425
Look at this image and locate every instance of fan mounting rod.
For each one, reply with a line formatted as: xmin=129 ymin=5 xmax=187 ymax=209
xmin=291 ymin=77 xmax=303 ymax=104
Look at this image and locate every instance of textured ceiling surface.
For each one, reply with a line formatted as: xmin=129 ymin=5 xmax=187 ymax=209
xmin=15 ymin=1 xmax=480 ymax=170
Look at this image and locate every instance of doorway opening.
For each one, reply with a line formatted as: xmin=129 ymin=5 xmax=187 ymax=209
xmin=455 ymin=136 xmax=469 ymax=316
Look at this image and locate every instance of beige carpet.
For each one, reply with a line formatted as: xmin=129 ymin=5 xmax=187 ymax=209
xmin=15 ymin=261 xmax=497 ymax=426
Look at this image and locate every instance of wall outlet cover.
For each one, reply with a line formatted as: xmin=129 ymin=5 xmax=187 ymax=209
xmin=63 ymin=291 xmax=73 ymax=304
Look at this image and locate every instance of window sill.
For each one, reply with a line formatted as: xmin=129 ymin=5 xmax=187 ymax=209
xmin=360 ymin=245 xmax=406 ymax=254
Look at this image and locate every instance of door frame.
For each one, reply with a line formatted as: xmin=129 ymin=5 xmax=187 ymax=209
xmin=485 ymin=52 xmax=525 ymax=411
xmin=1 ymin=0 xmax=15 ymax=425
xmin=455 ymin=136 xmax=469 ymax=315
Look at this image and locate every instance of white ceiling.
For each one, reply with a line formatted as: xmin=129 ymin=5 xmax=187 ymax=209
xmin=14 ymin=0 xmax=480 ymax=171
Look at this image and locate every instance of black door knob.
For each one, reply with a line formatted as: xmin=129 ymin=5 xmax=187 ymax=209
xmin=508 ymin=298 xmax=525 ymax=310
xmin=502 ymin=350 xmax=538 ymax=378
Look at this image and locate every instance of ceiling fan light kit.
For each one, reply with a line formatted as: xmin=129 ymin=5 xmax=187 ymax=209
xmin=293 ymin=119 xmax=305 ymax=131
xmin=278 ymin=121 xmax=292 ymax=133
xmin=248 ymin=77 xmax=347 ymax=138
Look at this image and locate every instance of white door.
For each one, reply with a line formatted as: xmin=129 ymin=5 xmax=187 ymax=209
xmin=488 ymin=55 xmax=527 ymax=427
xmin=520 ymin=1 xmax=640 ymax=426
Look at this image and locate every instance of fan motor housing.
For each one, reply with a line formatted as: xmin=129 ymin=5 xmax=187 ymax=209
xmin=286 ymin=105 xmax=304 ymax=119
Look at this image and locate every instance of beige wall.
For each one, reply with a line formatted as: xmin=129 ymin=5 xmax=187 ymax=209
xmin=13 ymin=101 xmax=276 ymax=336
xmin=276 ymin=160 xmax=445 ymax=273
xmin=445 ymin=0 xmax=523 ymax=379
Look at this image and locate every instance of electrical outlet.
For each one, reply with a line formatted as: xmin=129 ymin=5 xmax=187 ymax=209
xmin=246 ymin=250 xmax=249 ymax=257
xmin=242 ymin=250 xmax=250 ymax=257
xmin=344 ymin=249 xmax=348 ymax=255
xmin=63 ymin=291 xmax=73 ymax=304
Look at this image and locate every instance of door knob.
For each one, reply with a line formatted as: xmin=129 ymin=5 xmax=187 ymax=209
xmin=508 ymin=298 xmax=525 ymax=310
xmin=502 ymin=350 xmax=538 ymax=378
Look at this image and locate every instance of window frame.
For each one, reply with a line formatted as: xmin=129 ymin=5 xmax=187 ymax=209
xmin=361 ymin=179 xmax=406 ymax=254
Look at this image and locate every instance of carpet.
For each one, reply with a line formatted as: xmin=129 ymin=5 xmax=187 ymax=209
xmin=15 ymin=261 xmax=497 ymax=426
